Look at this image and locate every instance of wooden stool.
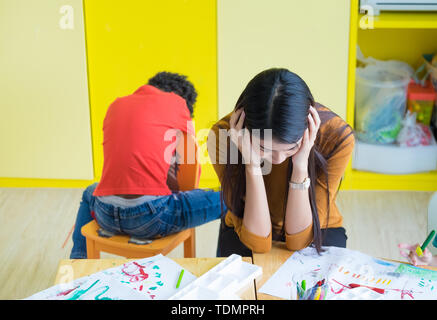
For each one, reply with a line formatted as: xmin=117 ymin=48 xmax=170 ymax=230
xmin=81 ymin=220 xmax=195 ymax=258
xmin=81 ymin=132 xmax=200 ymax=259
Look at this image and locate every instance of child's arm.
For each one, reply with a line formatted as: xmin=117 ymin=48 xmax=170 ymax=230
xmin=398 ymin=243 xmax=437 ymax=267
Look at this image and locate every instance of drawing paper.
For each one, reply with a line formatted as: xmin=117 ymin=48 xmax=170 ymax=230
xmin=26 ymin=254 xmax=196 ymax=300
xmin=259 ymin=246 xmax=437 ymax=300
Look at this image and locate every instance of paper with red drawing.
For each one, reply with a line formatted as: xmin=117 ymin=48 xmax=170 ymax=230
xmin=259 ymin=246 xmax=437 ymax=300
xmin=26 ymin=254 xmax=196 ymax=300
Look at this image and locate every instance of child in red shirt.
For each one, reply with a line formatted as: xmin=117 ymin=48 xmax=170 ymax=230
xmin=70 ymin=72 xmax=225 ymax=259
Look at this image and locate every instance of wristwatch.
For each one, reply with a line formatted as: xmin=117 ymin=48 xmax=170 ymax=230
xmin=289 ymin=177 xmax=311 ymax=190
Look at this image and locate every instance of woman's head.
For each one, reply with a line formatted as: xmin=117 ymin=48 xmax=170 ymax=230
xmin=235 ymin=68 xmax=315 ymax=164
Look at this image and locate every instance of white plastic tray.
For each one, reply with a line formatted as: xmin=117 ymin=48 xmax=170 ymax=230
xmin=168 ymin=254 xmax=262 ymax=300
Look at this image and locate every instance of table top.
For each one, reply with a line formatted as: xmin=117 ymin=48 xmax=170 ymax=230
xmin=55 ymin=244 xmax=437 ymax=301
xmin=253 ymin=241 xmax=293 ymax=300
xmin=54 ymin=257 xmax=256 ymax=300
xmin=253 ymin=242 xmax=437 ymax=300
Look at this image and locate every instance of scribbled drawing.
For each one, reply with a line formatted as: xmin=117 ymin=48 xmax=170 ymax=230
xmin=261 ymin=246 xmax=437 ymax=300
xmin=121 ymin=262 xmax=150 ymax=282
xmin=117 ymin=260 xmax=170 ymax=299
xmin=26 ymin=254 xmax=196 ymax=300
xmin=56 ymin=286 xmax=79 ymax=297
xmin=373 ymin=259 xmax=395 ymax=267
xmin=66 ymin=280 xmax=115 ymax=300
xmin=67 ymin=280 xmax=100 ymax=300
xmin=387 ymin=272 xmax=401 ymax=278
xmin=388 ymin=288 xmax=416 ymax=300
xmin=93 ymin=286 xmax=113 ymax=300
xmin=329 ymin=278 xmax=350 ymax=295
xmin=395 ymin=264 xmax=437 ymax=281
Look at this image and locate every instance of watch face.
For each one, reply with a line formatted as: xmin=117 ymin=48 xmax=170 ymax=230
xmin=290 ymin=177 xmax=310 ymax=189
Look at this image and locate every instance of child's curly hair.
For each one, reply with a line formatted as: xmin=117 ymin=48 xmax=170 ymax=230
xmin=148 ymin=71 xmax=197 ymax=117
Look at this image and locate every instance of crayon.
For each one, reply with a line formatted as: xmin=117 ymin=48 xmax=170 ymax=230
xmin=416 ymin=230 xmax=436 ymax=257
xmin=176 ymin=269 xmax=184 ymax=289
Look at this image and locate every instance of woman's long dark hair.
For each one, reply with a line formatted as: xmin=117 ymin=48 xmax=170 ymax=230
xmin=220 ymin=68 xmax=352 ymax=253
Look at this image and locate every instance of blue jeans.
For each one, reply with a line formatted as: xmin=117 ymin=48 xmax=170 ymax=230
xmin=70 ymin=183 xmax=226 ymax=259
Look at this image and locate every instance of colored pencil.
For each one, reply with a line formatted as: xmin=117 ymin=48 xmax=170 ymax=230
xmin=176 ymin=269 xmax=184 ymax=289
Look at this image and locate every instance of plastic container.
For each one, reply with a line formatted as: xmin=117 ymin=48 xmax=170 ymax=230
xmin=407 ymin=80 xmax=436 ymax=125
xmin=423 ymin=53 xmax=437 ymax=90
xmin=355 ymin=62 xmax=412 ymax=144
xmin=168 ymin=254 xmax=262 ymax=300
xmin=352 ymin=136 xmax=437 ymax=174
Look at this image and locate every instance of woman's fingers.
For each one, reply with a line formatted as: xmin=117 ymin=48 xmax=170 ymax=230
xmin=310 ymin=106 xmax=321 ymax=129
xmin=308 ymin=113 xmax=316 ymax=142
xmin=308 ymin=106 xmax=320 ymax=144
xmin=302 ymin=128 xmax=309 ymax=148
xmin=236 ymin=110 xmax=245 ymax=131
xmin=230 ymin=108 xmax=243 ymax=129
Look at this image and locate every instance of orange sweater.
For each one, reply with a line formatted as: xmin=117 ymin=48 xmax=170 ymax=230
xmin=208 ymin=103 xmax=355 ymax=253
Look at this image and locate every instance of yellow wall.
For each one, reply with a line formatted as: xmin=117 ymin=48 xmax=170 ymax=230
xmin=84 ymin=0 xmax=218 ymax=189
xmin=217 ymin=0 xmax=351 ymax=120
xmin=0 ymin=0 xmax=93 ymax=184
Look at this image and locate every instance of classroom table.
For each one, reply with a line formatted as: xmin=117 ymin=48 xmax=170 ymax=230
xmin=54 ymin=257 xmax=256 ymax=300
xmin=252 ymin=242 xmax=437 ymax=300
xmin=252 ymin=241 xmax=293 ymax=300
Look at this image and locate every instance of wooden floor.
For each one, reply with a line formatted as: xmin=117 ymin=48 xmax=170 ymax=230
xmin=0 ymin=188 xmax=433 ymax=300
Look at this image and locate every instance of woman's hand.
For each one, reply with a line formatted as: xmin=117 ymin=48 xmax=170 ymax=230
xmin=229 ymin=109 xmax=262 ymax=168
xmin=399 ymin=243 xmax=433 ymax=266
xmin=291 ymin=106 xmax=321 ymax=172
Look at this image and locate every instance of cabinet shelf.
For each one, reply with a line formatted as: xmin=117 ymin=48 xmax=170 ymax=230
xmin=345 ymin=2 xmax=437 ymax=190
xmin=343 ymin=169 xmax=437 ymax=191
xmin=358 ymin=12 xmax=437 ymax=29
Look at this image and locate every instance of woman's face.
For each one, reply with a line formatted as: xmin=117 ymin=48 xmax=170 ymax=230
xmin=251 ymin=135 xmax=303 ymax=164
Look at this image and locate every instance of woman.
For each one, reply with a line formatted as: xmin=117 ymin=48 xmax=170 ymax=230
xmin=207 ymin=68 xmax=355 ymax=257
xmin=70 ymin=72 xmax=224 ymax=259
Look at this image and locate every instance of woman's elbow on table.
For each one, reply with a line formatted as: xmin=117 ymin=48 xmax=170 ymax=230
xmin=285 ymin=224 xmax=314 ymax=251
xmin=240 ymin=227 xmax=272 ymax=253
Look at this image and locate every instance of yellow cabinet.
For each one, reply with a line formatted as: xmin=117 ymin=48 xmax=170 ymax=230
xmin=83 ymin=0 xmax=218 ymax=189
xmin=344 ymin=1 xmax=437 ymax=191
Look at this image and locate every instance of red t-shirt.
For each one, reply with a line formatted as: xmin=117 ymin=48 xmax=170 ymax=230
xmin=93 ymin=85 xmax=195 ymax=196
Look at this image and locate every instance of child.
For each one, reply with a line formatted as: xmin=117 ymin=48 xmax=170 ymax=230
xmin=398 ymin=243 xmax=437 ymax=267
xmin=70 ymin=72 xmax=225 ymax=259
